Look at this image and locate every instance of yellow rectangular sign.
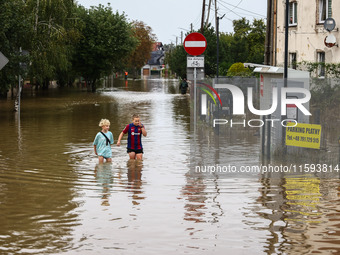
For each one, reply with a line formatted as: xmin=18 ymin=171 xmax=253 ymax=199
xmin=286 ymin=123 xmax=322 ymax=149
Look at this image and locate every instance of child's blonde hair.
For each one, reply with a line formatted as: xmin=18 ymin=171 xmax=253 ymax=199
xmin=132 ymin=114 xmax=140 ymax=120
xmin=99 ymin=119 xmax=110 ymax=127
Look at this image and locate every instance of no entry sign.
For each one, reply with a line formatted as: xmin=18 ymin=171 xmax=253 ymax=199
xmin=183 ymin=32 xmax=207 ymax=56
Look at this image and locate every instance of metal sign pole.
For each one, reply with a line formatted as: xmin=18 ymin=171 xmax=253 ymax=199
xmin=194 ymin=67 xmax=197 ymax=135
xmin=18 ymin=47 xmax=22 ymax=114
xmin=18 ymin=74 xmax=21 ymax=114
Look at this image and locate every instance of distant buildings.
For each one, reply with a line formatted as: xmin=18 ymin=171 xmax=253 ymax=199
xmin=141 ymin=42 xmax=165 ymax=78
xmin=265 ymin=0 xmax=339 ymax=78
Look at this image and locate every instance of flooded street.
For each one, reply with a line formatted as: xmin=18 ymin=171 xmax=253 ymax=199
xmin=1 ymin=79 xmax=340 ymax=254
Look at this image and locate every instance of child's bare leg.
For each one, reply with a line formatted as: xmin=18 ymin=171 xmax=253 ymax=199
xmin=129 ymin=152 xmax=136 ymax=159
xmin=106 ymin=158 xmax=112 ymax=163
xmin=136 ymin=153 xmax=143 ymax=160
xmin=98 ymin=156 xmax=104 ymax=164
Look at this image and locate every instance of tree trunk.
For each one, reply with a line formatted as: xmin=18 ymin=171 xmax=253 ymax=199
xmin=34 ymin=0 xmax=39 ymax=32
xmin=86 ymin=79 xmax=91 ymax=92
xmin=42 ymin=79 xmax=49 ymax=90
xmin=11 ymin=85 xmax=14 ymax=100
xmin=91 ymin=79 xmax=97 ymax=93
xmin=133 ymin=67 xmax=137 ymax=79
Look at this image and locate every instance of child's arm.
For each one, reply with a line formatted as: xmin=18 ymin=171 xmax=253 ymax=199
xmin=94 ymin=145 xmax=98 ymax=155
xmin=141 ymin=126 xmax=147 ymax=137
xmin=116 ymin=132 xmax=124 ymax=146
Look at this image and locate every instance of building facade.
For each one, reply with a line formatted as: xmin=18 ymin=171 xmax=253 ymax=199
xmin=265 ymin=0 xmax=339 ymax=77
xmin=141 ymin=42 xmax=165 ymax=78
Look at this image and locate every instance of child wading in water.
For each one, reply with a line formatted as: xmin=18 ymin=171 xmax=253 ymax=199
xmin=117 ymin=114 xmax=147 ymax=160
xmin=93 ymin=119 xmax=114 ymax=163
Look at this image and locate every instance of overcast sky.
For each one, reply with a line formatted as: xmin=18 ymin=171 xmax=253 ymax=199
xmin=76 ymin=0 xmax=267 ymax=44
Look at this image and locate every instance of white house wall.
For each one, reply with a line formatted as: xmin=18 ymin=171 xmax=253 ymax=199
xmin=276 ymin=0 xmax=340 ymax=66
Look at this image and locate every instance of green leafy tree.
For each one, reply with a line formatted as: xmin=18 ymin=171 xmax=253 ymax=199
xmin=230 ymin=18 xmax=250 ymax=64
xmin=201 ymin=24 xmax=218 ymax=77
xmin=219 ymin=32 xmax=234 ymax=75
xmin=247 ymin=19 xmax=266 ymax=64
xmin=166 ymin=45 xmax=187 ymax=79
xmin=227 ymin=62 xmax=252 ymax=76
xmin=219 ymin=18 xmax=266 ymax=75
xmin=73 ymin=4 xmax=137 ymax=92
xmin=25 ymin=0 xmax=79 ymax=89
xmin=0 ymin=0 xmax=30 ymax=97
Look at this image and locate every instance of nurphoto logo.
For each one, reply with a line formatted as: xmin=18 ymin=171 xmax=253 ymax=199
xmin=198 ymin=83 xmax=222 ymax=115
xmin=199 ymin=83 xmax=312 ymax=128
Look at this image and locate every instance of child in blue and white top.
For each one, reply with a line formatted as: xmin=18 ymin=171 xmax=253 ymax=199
xmin=93 ymin=119 xmax=114 ymax=163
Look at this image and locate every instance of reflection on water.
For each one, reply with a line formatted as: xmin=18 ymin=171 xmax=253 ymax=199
xmin=127 ymin=159 xmax=144 ymax=205
xmin=95 ymin=163 xmax=114 ymax=206
xmin=0 ymin=79 xmax=340 ymax=254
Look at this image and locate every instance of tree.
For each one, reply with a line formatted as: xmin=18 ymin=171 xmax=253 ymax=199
xmin=166 ymin=45 xmax=187 ymax=79
xmin=25 ymin=0 xmax=79 ymax=89
xmin=227 ymin=62 xmax=252 ymax=76
xmin=219 ymin=32 xmax=234 ymax=75
xmin=247 ymin=19 xmax=266 ymax=64
xmin=219 ymin=18 xmax=266 ymax=75
xmin=201 ymin=24 xmax=218 ymax=77
xmin=127 ymin=21 xmax=156 ymax=78
xmin=230 ymin=18 xmax=250 ymax=64
xmin=0 ymin=0 xmax=30 ymax=97
xmin=72 ymin=4 xmax=137 ymax=92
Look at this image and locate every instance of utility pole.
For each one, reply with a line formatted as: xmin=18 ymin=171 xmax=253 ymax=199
xmin=205 ymin=0 xmax=212 ymax=25
xmin=282 ymin=0 xmax=289 ymax=151
xmin=201 ymin=0 xmax=206 ymax=32
xmin=215 ymin=0 xmax=225 ymax=78
xmin=15 ymin=47 xmax=23 ymax=113
xmin=215 ymin=0 xmax=218 ymax=33
xmin=215 ymin=0 xmax=218 ymax=78
xmin=284 ymin=0 xmax=289 ymax=82
xmin=264 ymin=0 xmax=273 ymax=65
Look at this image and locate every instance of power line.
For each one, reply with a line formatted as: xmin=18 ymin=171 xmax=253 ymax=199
xmin=217 ymin=1 xmax=243 ymax=19
xmin=223 ymin=0 xmax=243 ymax=14
xmin=218 ymin=6 xmax=266 ymax=19
xmin=218 ymin=0 xmax=266 ymax=18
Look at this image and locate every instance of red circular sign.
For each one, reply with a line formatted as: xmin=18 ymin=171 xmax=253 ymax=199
xmin=183 ymin=32 xmax=207 ymax=56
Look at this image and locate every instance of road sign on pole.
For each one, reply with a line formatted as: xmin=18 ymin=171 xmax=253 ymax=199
xmin=0 ymin=51 xmax=9 ymax=70
xmin=187 ymin=56 xmax=204 ymax=68
xmin=183 ymin=32 xmax=207 ymax=56
xmin=184 ymin=33 xmax=207 ymax=137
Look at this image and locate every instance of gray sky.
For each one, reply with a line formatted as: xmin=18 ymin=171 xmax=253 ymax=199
xmin=76 ymin=0 xmax=267 ymax=44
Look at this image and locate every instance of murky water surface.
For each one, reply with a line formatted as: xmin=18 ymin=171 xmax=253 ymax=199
xmin=0 ymin=79 xmax=340 ymax=254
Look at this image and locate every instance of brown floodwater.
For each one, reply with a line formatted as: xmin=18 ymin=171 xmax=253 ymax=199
xmin=0 ymin=79 xmax=340 ymax=254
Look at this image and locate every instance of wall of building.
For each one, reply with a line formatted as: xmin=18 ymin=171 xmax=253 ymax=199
xmin=275 ymin=0 xmax=340 ymax=66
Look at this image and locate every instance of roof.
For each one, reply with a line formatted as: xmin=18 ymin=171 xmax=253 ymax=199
xmin=244 ymin=63 xmax=309 ymax=78
xmin=147 ymin=50 xmax=164 ymax=65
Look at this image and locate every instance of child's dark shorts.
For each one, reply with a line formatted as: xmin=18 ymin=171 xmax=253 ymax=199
xmin=127 ymin=148 xmax=144 ymax=154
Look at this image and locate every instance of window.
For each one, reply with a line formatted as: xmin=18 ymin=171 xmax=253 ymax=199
xmin=317 ymin=52 xmax=325 ymax=77
xmin=319 ymin=0 xmax=332 ymax=22
xmin=289 ymin=2 xmax=297 ymax=26
xmin=289 ymin=53 xmax=297 ymax=69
